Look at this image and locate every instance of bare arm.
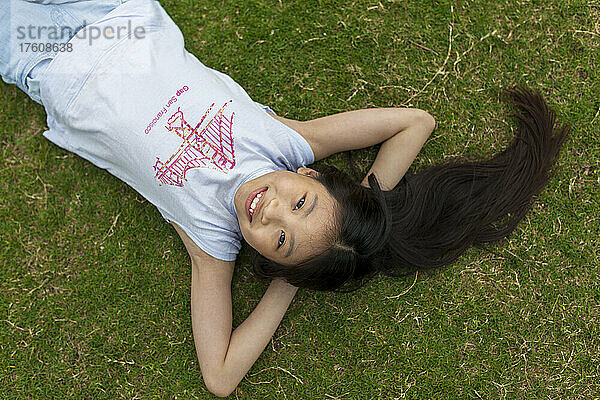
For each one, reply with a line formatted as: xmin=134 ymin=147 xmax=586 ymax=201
xmin=356 ymin=112 xmax=435 ymax=190
xmin=172 ymin=223 xmax=298 ymax=397
xmin=273 ymin=108 xmax=436 ymax=190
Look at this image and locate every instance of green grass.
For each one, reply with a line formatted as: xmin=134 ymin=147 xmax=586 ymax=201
xmin=1 ymin=0 xmax=599 ymax=398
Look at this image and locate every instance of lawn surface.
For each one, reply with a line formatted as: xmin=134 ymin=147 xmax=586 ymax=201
xmin=1 ymin=0 xmax=599 ymax=398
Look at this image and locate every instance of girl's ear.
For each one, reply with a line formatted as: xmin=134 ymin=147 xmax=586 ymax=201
xmin=297 ymin=167 xmax=320 ymax=179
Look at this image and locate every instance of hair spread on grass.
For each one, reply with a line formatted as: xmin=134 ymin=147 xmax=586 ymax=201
xmin=252 ymin=86 xmax=570 ymax=291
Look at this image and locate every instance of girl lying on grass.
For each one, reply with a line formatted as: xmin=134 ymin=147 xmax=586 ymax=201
xmin=1 ymin=0 xmax=568 ymax=396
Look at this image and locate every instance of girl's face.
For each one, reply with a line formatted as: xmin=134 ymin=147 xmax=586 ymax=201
xmin=233 ymin=168 xmax=338 ymax=266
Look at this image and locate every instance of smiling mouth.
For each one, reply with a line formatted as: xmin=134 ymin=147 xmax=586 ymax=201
xmin=245 ymin=187 xmax=268 ymax=222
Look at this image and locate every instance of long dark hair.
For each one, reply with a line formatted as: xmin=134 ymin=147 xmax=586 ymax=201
xmin=252 ymin=86 xmax=570 ymax=291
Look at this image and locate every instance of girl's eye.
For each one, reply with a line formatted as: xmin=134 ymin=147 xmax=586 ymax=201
xmin=278 ymin=196 xmax=304 ymax=249
xmin=294 ymin=196 xmax=306 ymax=210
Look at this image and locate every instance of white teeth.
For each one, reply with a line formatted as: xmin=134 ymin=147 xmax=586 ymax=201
xmin=249 ymin=195 xmax=260 ymax=215
xmin=249 ymin=190 xmax=265 ymax=217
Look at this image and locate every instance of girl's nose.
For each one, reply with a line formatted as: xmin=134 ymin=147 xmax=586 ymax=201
xmin=261 ymin=197 xmax=283 ymax=224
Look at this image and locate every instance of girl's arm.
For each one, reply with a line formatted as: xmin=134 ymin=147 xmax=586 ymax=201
xmin=273 ymin=108 xmax=436 ymax=190
xmin=172 ymin=223 xmax=297 ymax=398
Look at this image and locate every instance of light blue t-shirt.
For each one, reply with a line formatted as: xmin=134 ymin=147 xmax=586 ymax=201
xmin=39 ymin=0 xmax=315 ymax=261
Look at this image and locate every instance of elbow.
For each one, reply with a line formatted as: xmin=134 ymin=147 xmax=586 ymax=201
xmin=203 ymin=371 xmax=237 ymax=398
xmin=207 ymin=386 xmax=234 ymax=398
xmin=419 ymin=110 xmax=436 ymax=134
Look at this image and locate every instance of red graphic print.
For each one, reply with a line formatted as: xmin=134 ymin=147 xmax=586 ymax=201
xmin=153 ymin=101 xmax=236 ymax=187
